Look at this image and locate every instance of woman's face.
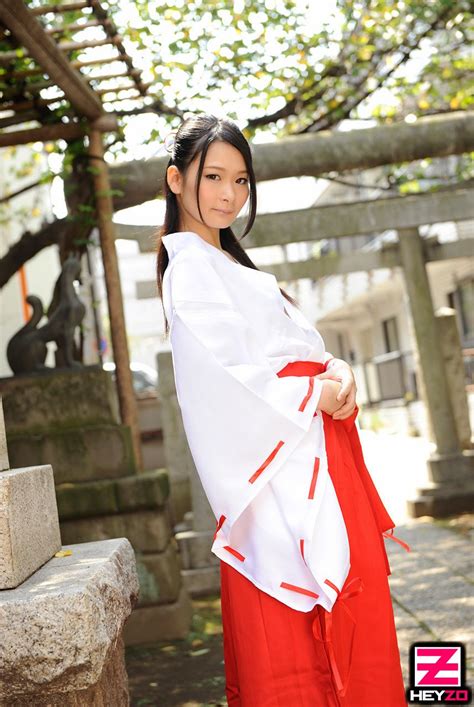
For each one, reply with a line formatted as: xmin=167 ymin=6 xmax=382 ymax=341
xmin=167 ymin=139 xmax=250 ymax=240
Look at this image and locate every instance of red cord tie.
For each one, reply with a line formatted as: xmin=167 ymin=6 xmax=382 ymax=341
xmin=383 ymin=527 xmax=411 ymax=552
xmin=312 ymin=576 xmax=364 ymax=698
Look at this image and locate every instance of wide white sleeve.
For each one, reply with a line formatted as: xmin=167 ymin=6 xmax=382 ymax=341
xmin=167 ymin=249 xmax=324 ymax=527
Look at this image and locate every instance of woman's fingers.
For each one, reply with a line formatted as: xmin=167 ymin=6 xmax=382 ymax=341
xmin=333 ymin=389 xmax=357 ymax=419
xmin=316 ymin=365 xmax=357 ymax=418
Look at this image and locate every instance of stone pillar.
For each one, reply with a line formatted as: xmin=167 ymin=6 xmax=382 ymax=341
xmin=397 ymin=228 xmax=474 ymax=517
xmin=436 ymin=307 xmax=472 ymax=450
xmin=158 ymin=350 xmax=220 ymax=597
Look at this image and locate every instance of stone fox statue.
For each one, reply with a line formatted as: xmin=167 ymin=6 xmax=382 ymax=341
xmin=7 ymin=255 xmax=86 ymax=375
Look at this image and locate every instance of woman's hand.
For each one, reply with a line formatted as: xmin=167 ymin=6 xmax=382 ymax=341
xmin=317 ymin=379 xmax=345 ymax=416
xmin=316 ymin=358 xmax=357 ymax=420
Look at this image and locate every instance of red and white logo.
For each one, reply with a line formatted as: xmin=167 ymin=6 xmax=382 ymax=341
xmin=414 ymin=646 xmax=462 ymax=687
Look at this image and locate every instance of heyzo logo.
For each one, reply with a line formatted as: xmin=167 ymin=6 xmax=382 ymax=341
xmin=406 ymin=642 xmax=472 ymax=704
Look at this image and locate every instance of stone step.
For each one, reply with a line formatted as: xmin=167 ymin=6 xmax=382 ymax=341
xmin=134 ymin=543 xmax=182 ymax=607
xmin=60 ymin=508 xmax=172 ymax=553
xmin=123 ymin=584 xmax=193 ymax=646
xmin=56 ymin=468 xmax=170 ymax=521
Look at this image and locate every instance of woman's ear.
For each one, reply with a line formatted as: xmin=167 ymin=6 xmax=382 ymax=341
xmin=167 ymin=165 xmax=182 ymax=195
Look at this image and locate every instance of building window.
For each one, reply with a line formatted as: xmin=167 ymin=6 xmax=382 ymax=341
xmin=382 ymin=317 xmax=400 ymax=353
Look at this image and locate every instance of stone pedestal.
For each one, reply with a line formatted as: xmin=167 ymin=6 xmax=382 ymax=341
xmin=0 ymin=538 xmax=139 ymax=706
xmin=0 ymin=396 xmax=139 ymax=703
xmin=0 ymin=371 xmax=193 ymax=645
xmin=407 ymin=450 xmax=474 ymax=518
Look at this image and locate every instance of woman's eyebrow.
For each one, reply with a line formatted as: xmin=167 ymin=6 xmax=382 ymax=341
xmin=205 ymin=165 xmax=248 ymax=174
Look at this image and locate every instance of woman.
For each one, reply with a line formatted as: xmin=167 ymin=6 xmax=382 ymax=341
xmin=156 ymin=114 xmax=410 ymax=706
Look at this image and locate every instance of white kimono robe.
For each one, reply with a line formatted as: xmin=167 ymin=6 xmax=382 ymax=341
xmin=161 ymin=231 xmax=350 ymax=613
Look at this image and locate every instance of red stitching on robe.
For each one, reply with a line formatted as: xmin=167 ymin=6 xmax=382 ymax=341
xmin=280 ymin=581 xmax=319 ymax=599
xmin=224 ymin=545 xmax=245 ymax=561
xmin=248 ymin=440 xmax=285 ymax=484
xmin=308 ymin=456 xmax=320 ymax=499
xmin=324 ymin=578 xmax=340 ymax=596
xmin=213 ymin=514 xmax=226 ymax=541
xmin=298 ymin=376 xmax=314 ymax=411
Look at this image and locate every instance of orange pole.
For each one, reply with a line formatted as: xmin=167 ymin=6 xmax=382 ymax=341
xmin=18 ymin=266 xmax=29 ymax=322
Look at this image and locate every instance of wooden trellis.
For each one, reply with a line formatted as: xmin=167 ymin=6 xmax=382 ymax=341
xmin=0 ymin=0 xmax=149 ymax=469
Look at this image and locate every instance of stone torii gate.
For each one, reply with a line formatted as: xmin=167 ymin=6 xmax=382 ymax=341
xmin=121 ymin=179 xmax=474 ymax=521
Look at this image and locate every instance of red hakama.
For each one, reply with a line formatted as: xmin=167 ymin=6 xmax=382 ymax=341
xmin=220 ymin=360 xmax=410 ymax=706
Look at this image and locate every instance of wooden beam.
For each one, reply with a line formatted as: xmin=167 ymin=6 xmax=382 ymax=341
xmin=0 ymin=36 xmax=117 ymax=65
xmin=1 ymin=70 xmax=132 ymax=99
xmin=6 ymin=55 xmax=124 ymax=80
xmin=0 ymin=111 xmax=40 ymax=130
xmin=0 ymin=122 xmax=86 ymax=147
xmin=0 ymin=0 xmax=104 ymax=120
xmin=0 ymin=115 xmax=118 ymax=147
xmin=29 ymin=1 xmax=90 ymax=15
xmin=88 ymin=129 xmax=143 ymax=470
xmin=91 ymin=0 xmax=148 ymax=97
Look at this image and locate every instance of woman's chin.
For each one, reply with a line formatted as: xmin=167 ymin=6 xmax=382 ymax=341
xmin=210 ymin=211 xmax=234 ymax=225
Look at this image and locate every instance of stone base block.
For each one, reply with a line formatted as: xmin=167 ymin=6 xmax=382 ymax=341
xmin=175 ymin=529 xmax=220 ymax=569
xmin=7 ymin=424 xmax=136 ymax=484
xmin=407 ymin=451 xmax=474 ymax=518
xmin=123 ymin=584 xmax=193 ymax=646
xmin=0 ymin=367 xmax=120 ymax=434
xmin=3 ymin=635 xmax=128 ymax=707
xmin=168 ymin=477 xmax=191 ymax=527
xmin=135 ymin=542 xmax=182 ymax=607
xmin=0 ymin=465 xmax=61 ymax=589
xmin=407 ymin=485 xmax=474 ymax=518
xmin=0 ymin=538 xmax=139 ymax=703
xmin=427 ymin=449 xmax=474 ymax=485
xmin=60 ymin=508 xmax=172 ymax=553
xmin=181 ymin=565 xmax=221 ymax=597
xmin=56 ymin=468 xmax=170 ymax=521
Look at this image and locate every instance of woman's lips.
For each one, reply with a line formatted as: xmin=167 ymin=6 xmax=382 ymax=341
xmin=214 ymin=208 xmax=233 ymax=214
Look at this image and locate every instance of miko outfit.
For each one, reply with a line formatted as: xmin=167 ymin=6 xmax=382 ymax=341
xmin=161 ymin=231 xmax=410 ymax=706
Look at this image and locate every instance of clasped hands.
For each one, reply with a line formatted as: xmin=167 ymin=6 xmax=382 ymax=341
xmin=316 ymin=358 xmax=357 ymax=420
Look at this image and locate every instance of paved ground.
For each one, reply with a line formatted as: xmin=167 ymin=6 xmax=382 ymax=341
xmin=126 ymin=430 xmax=474 ymax=706
xmin=360 ymin=429 xmax=473 ymax=689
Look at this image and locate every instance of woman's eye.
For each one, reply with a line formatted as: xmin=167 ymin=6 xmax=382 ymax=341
xmin=205 ymin=174 xmax=248 ymax=185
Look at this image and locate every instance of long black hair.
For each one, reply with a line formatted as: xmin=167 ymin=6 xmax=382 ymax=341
xmin=156 ymin=113 xmax=299 ymax=336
